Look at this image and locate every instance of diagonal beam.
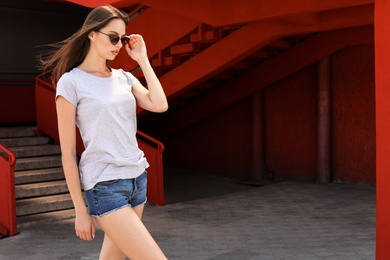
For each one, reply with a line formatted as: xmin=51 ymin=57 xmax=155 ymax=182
xmin=65 ymin=0 xmax=117 ymax=8
xmin=156 ymin=25 xmax=373 ymax=137
xmin=141 ymin=0 xmax=373 ymax=26
xmin=160 ymin=4 xmax=373 ymax=101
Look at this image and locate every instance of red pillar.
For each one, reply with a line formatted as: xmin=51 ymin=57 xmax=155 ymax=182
xmin=316 ymin=57 xmax=331 ymax=184
xmin=375 ymin=1 xmax=390 ymax=259
xmin=250 ymin=90 xmax=266 ymax=181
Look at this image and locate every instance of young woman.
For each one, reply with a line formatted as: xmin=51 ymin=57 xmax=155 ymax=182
xmin=41 ymin=5 xmax=168 ymax=260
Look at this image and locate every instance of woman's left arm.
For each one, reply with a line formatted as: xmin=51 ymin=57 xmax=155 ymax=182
xmin=125 ymin=34 xmax=168 ymax=113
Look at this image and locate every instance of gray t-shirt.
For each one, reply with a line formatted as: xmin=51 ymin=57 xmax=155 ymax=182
xmin=56 ymin=68 xmax=149 ymax=191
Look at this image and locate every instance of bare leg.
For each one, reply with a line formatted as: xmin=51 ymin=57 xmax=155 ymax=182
xmin=99 ymin=234 xmax=127 ymax=260
xmin=98 ymin=205 xmax=146 ymax=260
xmin=133 ymin=204 xmax=145 ymax=219
xmin=96 ymin=206 xmax=166 ymax=260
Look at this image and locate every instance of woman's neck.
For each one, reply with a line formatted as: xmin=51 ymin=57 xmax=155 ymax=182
xmin=78 ymin=52 xmax=111 ymax=78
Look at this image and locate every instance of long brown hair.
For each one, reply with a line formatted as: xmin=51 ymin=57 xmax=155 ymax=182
xmin=40 ymin=5 xmax=129 ymax=86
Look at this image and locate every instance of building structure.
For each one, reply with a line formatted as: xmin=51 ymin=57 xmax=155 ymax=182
xmin=0 ymin=0 xmax=388 ymax=258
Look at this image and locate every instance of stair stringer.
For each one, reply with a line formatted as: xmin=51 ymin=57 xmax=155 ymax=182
xmin=147 ymin=25 xmax=374 ymax=138
xmin=157 ymin=4 xmax=374 ymax=102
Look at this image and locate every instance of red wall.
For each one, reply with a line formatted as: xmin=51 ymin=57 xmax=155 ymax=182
xmin=331 ymin=44 xmax=375 ymax=184
xmin=164 ymin=44 xmax=375 ymax=184
xmin=0 ymin=84 xmax=36 ymax=124
xmin=164 ymin=98 xmax=252 ymax=177
xmin=265 ymin=65 xmax=317 ymax=181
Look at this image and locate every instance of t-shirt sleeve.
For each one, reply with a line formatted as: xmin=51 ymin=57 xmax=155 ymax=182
xmin=127 ymin=71 xmax=140 ymax=86
xmin=56 ymin=73 xmax=78 ymax=107
xmin=118 ymin=69 xmax=140 ymax=88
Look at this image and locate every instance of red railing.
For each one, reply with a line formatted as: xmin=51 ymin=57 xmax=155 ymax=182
xmin=35 ymin=71 xmax=166 ymax=205
xmin=0 ymin=144 xmax=17 ymax=237
xmin=137 ymin=131 xmax=165 ymax=206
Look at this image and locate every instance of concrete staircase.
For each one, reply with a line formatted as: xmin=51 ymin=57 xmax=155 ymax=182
xmin=0 ymin=126 xmax=75 ymax=226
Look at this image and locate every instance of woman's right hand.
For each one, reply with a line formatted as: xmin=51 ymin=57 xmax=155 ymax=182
xmin=75 ymin=209 xmax=96 ymax=241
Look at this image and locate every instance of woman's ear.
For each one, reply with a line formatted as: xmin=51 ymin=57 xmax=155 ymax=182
xmin=88 ymin=31 xmax=95 ymax=41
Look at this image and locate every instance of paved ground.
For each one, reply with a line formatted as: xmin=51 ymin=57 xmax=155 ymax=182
xmin=0 ymin=180 xmax=375 ymax=260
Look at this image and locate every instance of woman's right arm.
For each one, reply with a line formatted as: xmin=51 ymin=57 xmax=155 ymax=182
xmin=56 ymin=96 xmax=95 ymax=241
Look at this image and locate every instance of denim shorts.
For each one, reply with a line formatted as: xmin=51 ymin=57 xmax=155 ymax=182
xmin=85 ymin=171 xmax=147 ymax=217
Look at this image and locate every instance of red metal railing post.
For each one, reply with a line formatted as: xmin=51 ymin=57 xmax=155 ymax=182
xmin=137 ymin=130 xmax=165 ymax=206
xmin=0 ymin=144 xmax=17 ymax=237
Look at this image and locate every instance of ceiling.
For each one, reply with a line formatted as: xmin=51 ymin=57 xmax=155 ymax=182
xmin=0 ymin=0 xmax=89 ymax=14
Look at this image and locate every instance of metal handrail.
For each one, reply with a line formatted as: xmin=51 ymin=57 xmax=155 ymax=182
xmin=0 ymin=144 xmax=16 ymax=166
xmin=136 ymin=130 xmax=165 ymax=152
xmin=35 ymin=70 xmax=55 ymax=91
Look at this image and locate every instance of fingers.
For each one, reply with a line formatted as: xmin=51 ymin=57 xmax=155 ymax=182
xmin=74 ymin=211 xmax=96 ymax=241
xmin=126 ymin=34 xmax=148 ymax=60
xmin=75 ymin=224 xmax=95 ymax=241
xmin=129 ymin=34 xmax=143 ymax=42
xmin=125 ymin=43 xmax=131 ymax=52
xmin=76 ymin=229 xmax=94 ymax=241
xmin=129 ymin=34 xmax=144 ymax=48
xmin=91 ymin=222 xmax=96 ymax=240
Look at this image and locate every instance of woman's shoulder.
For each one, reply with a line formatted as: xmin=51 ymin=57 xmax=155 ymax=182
xmin=112 ymin=68 xmax=138 ymax=84
xmin=112 ymin=68 xmax=127 ymax=76
xmin=57 ymin=69 xmax=76 ymax=87
xmin=58 ymin=68 xmax=91 ymax=88
xmin=59 ymin=68 xmax=81 ymax=81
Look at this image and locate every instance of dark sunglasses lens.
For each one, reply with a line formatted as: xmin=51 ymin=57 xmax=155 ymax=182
xmin=109 ymin=35 xmax=120 ymax=45
xmin=121 ymin=36 xmax=130 ymax=45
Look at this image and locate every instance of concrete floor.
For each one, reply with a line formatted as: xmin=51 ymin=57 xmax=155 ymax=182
xmin=0 ymin=170 xmax=376 ymax=259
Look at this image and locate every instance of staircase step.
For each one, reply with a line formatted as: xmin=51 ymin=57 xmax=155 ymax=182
xmin=0 ymin=126 xmax=36 ymax=139
xmin=17 ymin=208 xmax=76 ymax=227
xmin=213 ymin=71 xmax=236 ymax=80
xmin=15 ymin=180 xmax=68 ymax=199
xmin=190 ymin=30 xmax=218 ymax=42
xmin=15 ymin=168 xmax=64 ymax=185
xmin=152 ymin=56 xmax=176 ymax=67
xmin=14 ymin=155 xmax=62 ymax=171
xmin=264 ymin=39 xmax=291 ymax=51
xmin=0 ymin=136 xmax=50 ymax=147
xmin=171 ymin=43 xmax=199 ymax=55
xmin=247 ymin=49 xmax=270 ymax=61
xmin=163 ymin=56 xmax=177 ymax=66
xmin=10 ymin=145 xmax=61 ymax=158
xmin=16 ymin=193 xmax=73 ymax=216
xmin=230 ymin=61 xmax=253 ymax=71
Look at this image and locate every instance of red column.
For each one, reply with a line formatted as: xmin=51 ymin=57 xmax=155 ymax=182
xmin=250 ymin=90 xmax=266 ymax=181
xmin=375 ymin=1 xmax=390 ymax=259
xmin=316 ymin=57 xmax=331 ymax=184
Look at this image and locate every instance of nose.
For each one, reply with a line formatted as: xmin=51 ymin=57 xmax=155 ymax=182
xmin=116 ymin=40 xmax=123 ymax=47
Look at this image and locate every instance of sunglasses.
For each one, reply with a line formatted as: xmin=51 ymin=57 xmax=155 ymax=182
xmin=97 ymin=31 xmax=130 ymax=46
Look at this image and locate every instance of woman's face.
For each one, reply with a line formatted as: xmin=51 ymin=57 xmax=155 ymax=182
xmin=90 ymin=18 xmax=128 ymax=61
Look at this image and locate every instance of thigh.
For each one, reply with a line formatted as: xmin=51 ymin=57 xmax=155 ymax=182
xmin=99 ymin=206 xmax=144 ymax=259
xmin=95 ymin=207 xmax=166 ymax=260
xmin=99 ymin=233 xmax=126 ymax=260
xmin=133 ymin=204 xmax=145 ymax=219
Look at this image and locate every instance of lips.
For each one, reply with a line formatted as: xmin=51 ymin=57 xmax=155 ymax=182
xmin=112 ymin=50 xmax=119 ymax=56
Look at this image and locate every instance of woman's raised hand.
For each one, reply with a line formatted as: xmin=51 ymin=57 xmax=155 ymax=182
xmin=125 ymin=34 xmax=147 ymax=62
